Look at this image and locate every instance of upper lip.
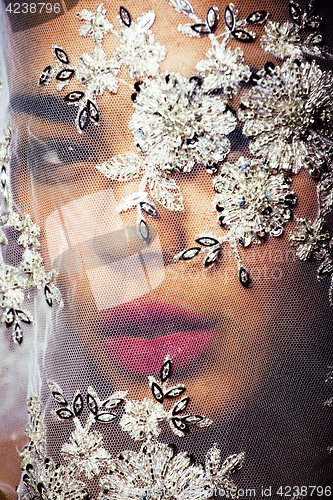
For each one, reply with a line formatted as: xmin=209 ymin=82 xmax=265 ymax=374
xmin=98 ymin=297 xmax=218 ymax=340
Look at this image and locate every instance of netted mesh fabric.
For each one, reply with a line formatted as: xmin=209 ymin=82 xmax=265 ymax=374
xmin=1 ymin=0 xmax=333 ymax=499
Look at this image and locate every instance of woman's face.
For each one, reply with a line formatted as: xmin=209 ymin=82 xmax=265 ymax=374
xmin=7 ymin=0 xmax=320 ymax=415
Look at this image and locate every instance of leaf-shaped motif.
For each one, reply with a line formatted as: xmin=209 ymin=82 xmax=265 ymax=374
xmin=136 ymin=11 xmax=155 ymax=33
xmin=317 ymin=258 xmax=333 ymax=279
xmin=102 ymin=398 xmax=125 ymax=409
xmin=224 ymin=5 xmax=235 ymax=31
xmin=205 ymin=444 xmax=221 ymax=476
xmin=169 ymin=0 xmax=194 ymax=16
xmin=306 ymin=0 xmax=317 ymax=15
xmin=206 ymin=6 xmax=219 ymax=32
xmin=164 ymin=386 xmax=186 ymax=398
xmin=16 ymin=309 xmax=33 ymax=324
xmin=52 ymin=392 xmax=68 ymax=406
xmin=149 ymin=173 xmax=184 ymax=211
xmin=183 ymin=415 xmax=204 ymax=424
xmin=195 ymin=236 xmax=220 ymax=247
xmin=72 ymin=392 xmax=84 ymax=417
xmin=4 ymin=308 xmax=14 ymax=327
xmin=220 ymin=452 xmax=246 ymax=475
xmin=116 ymin=191 xmax=148 ymax=213
xmin=246 ymin=10 xmax=268 ymax=24
xmin=1 ymin=165 xmax=6 ymax=188
xmin=96 ymin=154 xmax=144 ymax=182
xmin=139 ymin=220 xmax=150 ymax=244
xmin=239 ymin=267 xmax=250 ymax=288
xmin=160 ymin=357 xmax=172 ymax=383
xmin=56 ymin=69 xmax=74 ymax=82
xmin=140 ymin=202 xmax=159 ymax=218
xmin=13 ymin=323 xmax=23 ymax=345
xmin=171 ymin=418 xmax=190 ymax=433
xmin=175 ymin=247 xmax=201 ymax=261
xmin=120 ymin=6 xmax=131 ymax=27
xmin=204 ymin=248 xmax=222 ymax=268
xmin=44 ymin=285 xmax=53 ymax=307
xmin=55 ymin=408 xmax=75 ymax=420
xmin=95 ymin=412 xmax=119 ymax=423
xmin=87 ymin=100 xmax=99 ymax=124
xmin=289 ymin=2 xmax=302 ymax=25
xmin=172 ymin=396 xmax=190 ymax=415
xmin=308 ymin=32 xmax=323 ymax=46
xmin=232 ymin=29 xmax=255 ymax=42
xmin=64 ymin=91 xmax=85 ymax=103
xmin=54 ymin=47 xmax=69 ymax=64
xmin=87 ymin=393 xmax=98 ymax=415
xmin=151 ymin=382 xmax=164 ymax=403
xmin=38 ymin=66 xmax=53 ymax=86
xmin=78 ymin=107 xmax=89 ymax=132
xmin=191 ymin=23 xmax=211 ymax=35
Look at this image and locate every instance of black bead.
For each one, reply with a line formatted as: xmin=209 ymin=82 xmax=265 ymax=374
xmin=218 ymin=215 xmax=228 ymax=228
xmin=239 ymin=267 xmax=250 ymax=288
xmin=189 ymin=76 xmax=202 ymax=87
xmin=131 ymin=93 xmax=137 ymax=102
xmin=264 ymin=62 xmax=275 ymax=75
xmin=134 ymin=81 xmax=143 ymax=92
xmin=284 ymin=193 xmax=297 ymax=206
xmin=262 ymin=206 xmax=273 ymax=218
xmin=64 ymin=91 xmax=85 ymax=103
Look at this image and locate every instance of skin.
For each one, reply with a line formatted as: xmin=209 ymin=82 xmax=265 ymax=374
xmin=1 ymin=0 xmax=327 ymax=492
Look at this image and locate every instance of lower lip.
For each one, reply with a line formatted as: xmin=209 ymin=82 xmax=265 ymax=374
xmin=102 ymin=328 xmax=217 ymax=375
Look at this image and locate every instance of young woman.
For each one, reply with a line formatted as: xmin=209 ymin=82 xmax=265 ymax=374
xmin=0 ymin=0 xmax=332 ymax=498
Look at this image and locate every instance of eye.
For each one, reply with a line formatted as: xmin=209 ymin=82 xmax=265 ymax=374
xmin=23 ymin=138 xmax=98 ymax=184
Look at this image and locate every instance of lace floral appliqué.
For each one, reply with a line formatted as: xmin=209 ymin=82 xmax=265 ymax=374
xmin=20 ymin=357 xmax=245 ymax=500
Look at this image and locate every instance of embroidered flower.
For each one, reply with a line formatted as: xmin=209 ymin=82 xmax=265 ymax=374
xmin=77 ymin=4 xmax=115 ymax=45
xmin=21 ymin=396 xmax=46 ymax=468
xmin=77 ymin=46 xmax=120 ymax=96
xmin=212 ymin=157 xmax=296 ymax=246
xmin=100 ymin=442 xmax=211 ymax=500
xmin=289 ymin=218 xmax=331 ymax=261
xmin=130 ymin=73 xmax=236 ymax=172
xmin=205 ymin=444 xmax=246 ymax=495
xmin=2 ymin=212 xmax=41 ymax=248
xmin=21 ymin=458 xmax=89 ymax=500
xmin=20 ymin=249 xmax=47 ymax=287
xmin=119 ymin=398 xmax=167 ymax=441
xmin=238 ymin=59 xmax=333 ymax=176
xmin=196 ymin=39 xmax=251 ymax=95
xmin=261 ymin=21 xmax=303 ymax=59
xmin=100 ymin=442 xmax=245 ymax=500
xmin=0 ymin=265 xmax=27 ymax=309
xmin=61 ymin=420 xmax=111 ymax=479
xmin=115 ymin=11 xmax=166 ymax=78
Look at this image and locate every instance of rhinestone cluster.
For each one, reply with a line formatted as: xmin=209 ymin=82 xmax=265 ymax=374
xmin=0 ymin=126 xmax=62 ymax=345
xmin=36 ymin=1 xmax=333 ymax=299
xmin=20 ymin=357 xmax=245 ymax=500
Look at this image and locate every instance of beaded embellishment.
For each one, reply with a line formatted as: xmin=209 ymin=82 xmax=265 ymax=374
xmin=20 ymin=357 xmax=245 ymax=500
xmin=36 ymin=1 xmax=333 ymax=301
xmin=0 ymin=124 xmax=62 ymax=345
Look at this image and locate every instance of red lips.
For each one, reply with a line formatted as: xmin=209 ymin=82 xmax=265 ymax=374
xmin=99 ymin=299 xmax=218 ymax=375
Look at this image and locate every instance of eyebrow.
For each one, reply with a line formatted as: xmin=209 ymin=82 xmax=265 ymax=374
xmin=9 ymin=93 xmax=78 ymax=124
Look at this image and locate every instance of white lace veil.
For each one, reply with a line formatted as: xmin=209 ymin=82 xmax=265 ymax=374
xmin=1 ymin=0 xmax=333 ymax=499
